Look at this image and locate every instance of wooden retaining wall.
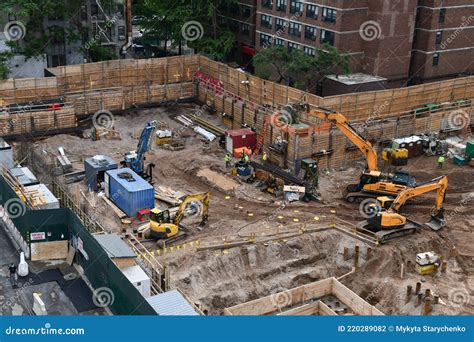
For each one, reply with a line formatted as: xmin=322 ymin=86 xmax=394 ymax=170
xmin=0 ymin=55 xmax=473 ymax=169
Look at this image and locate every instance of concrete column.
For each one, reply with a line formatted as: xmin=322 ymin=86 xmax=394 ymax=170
xmin=416 ymin=293 xmax=423 ymax=307
xmin=441 ymin=260 xmax=448 ymax=273
xmin=406 ymin=285 xmax=412 ymax=303
xmin=353 ymin=245 xmax=359 ymax=268
xmin=343 ymin=247 xmax=349 ymax=261
xmin=415 ymin=282 xmax=422 ymax=295
xmin=423 ymin=297 xmax=432 ymax=315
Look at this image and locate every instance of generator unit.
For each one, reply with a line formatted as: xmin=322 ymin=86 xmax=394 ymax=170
xmin=415 ymin=251 xmax=440 ymax=275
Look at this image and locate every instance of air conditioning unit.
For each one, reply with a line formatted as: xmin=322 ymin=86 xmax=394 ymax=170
xmin=119 ymin=35 xmax=126 ymax=41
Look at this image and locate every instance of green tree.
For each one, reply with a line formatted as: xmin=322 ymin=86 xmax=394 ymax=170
xmin=253 ymin=44 xmax=351 ymax=92
xmin=87 ymin=43 xmax=117 ymax=62
xmin=1 ymin=0 xmax=85 ymax=59
xmin=135 ymin=0 xmax=236 ymax=60
xmin=0 ymin=52 xmax=14 ymax=79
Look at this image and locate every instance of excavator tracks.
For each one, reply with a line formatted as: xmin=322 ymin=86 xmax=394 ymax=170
xmin=356 ymin=219 xmax=422 ymax=244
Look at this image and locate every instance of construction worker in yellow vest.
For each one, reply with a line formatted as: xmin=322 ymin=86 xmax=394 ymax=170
xmin=224 ymin=153 xmax=231 ymax=168
xmin=243 ymin=152 xmax=249 ymax=164
xmin=437 ymin=155 xmax=445 ymax=169
xmin=262 ymin=152 xmax=268 ymax=163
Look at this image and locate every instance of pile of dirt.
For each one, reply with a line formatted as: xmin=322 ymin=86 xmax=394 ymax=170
xmin=165 ymin=231 xmax=363 ymax=314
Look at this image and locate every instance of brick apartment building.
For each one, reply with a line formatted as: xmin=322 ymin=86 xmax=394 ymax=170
xmin=220 ymin=0 xmax=474 ymax=93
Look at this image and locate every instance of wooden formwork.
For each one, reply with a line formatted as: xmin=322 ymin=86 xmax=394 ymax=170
xmin=0 ymin=55 xmax=473 ymax=170
xmin=224 ymin=277 xmax=384 ymax=316
xmin=0 ymin=106 xmax=76 ymax=137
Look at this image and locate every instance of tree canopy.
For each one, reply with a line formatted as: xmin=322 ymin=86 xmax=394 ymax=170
xmin=134 ymin=0 xmax=236 ymax=60
xmin=252 ymin=44 xmax=351 ymax=92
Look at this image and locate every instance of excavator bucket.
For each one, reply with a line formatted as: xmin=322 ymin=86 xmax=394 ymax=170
xmin=425 ymin=213 xmax=445 ymax=231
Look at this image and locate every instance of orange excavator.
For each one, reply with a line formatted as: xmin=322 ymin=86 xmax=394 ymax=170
xmin=286 ymin=104 xmax=416 ymax=202
xmin=357 ymin=175 xmax=448 ymax=243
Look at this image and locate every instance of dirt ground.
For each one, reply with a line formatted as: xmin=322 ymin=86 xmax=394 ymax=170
xmin=25 ymin=104 xmax=473 ymax=316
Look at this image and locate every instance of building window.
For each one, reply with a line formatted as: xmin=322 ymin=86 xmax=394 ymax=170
xmin=322 ymin=7 xmax=337 ymax=23
xmin=242 ymin=5 xmax=251 ymax=18
xmin=288 ymin=42 xmax=300 ymax=52
xmin=261 ymin=14 xmax=273 ymax=28
xmin=51 ymin=54 xmax=66 ymax=67
xmin=320 ymin=29 xmax=335 ymax=45
xmin=304 ymin=46 xmax=316 ymax=56
xmin=276 ymin=0 xmax=287 ymax=12
xmin=306 ymin=4 xmax=318 ymax=19
xmin=262 ymin=0 xmax=273 ymax=9
xmin=435 ymin=31 xmax=442 ymax=45
xmin=433 ymin=53 xmax=440 ymax=66
xmin=276 ymin=18 xmax=286 ymax=31
xmin=289 ymin=22 xmax=301 ymax=37
xmin=305 ymin=26 xmax=317 ymax=41
xmin=118 ymin=26 xmax=125 ymax=40
xmin=290 ymin=1 xmax=303 ymax=14
xmin=241 ymin=23 xmax=250 ymax=35
xmin=275 ymin=38 xmax=285 ymax=46
xmin=260 ymin=33 xmax=272 ymax=46
xmin=439 ymin=8 xmax=446 ymax=23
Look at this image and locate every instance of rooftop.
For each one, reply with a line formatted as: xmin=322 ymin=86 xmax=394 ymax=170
xmin=95 ymin=234 xmax=136 ymax=259
xmin=146 ymin=290 xmax=200 ymax=316
xmin=325 ymin=73 xmax=387 ymax=85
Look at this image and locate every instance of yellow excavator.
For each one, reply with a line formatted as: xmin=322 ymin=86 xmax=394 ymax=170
xmin=143 ymin=192 xmax=210 ymax=243
xmin=288 ymin=104 xmax=416 ymax=202
xmin=358 ymin=175 xmax=448 ymax=243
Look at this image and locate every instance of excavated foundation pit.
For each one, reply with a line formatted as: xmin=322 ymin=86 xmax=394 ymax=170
xmin=163 ymin=231 xmax=364 ymax=315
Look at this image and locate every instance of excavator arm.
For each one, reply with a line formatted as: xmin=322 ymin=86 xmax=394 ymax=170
xmin=174 ymin=192 xmax=210 ymax=226
xmin=389 ymin=175 xmax=448 ymax=213
xmin=299 ymin=106 xmax=378 ymax=171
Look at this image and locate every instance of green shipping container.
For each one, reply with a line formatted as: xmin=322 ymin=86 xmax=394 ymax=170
xmin=453 ymin=155 xmax=467 ymax=166
xmin=466 ymin=141 xmax=474 ymax=159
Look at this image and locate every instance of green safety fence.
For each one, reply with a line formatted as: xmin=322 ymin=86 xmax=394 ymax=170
xmin=0 ymin=176 xmax=156 ymax=315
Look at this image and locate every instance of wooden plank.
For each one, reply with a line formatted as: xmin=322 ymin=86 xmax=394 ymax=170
xmin=102 ymin=195 xmax=127 ymax=219
xmin=277 ymin=301 xmax=321 ymax=316
xmin=30 ymin=240 xmax=68 ymax=261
